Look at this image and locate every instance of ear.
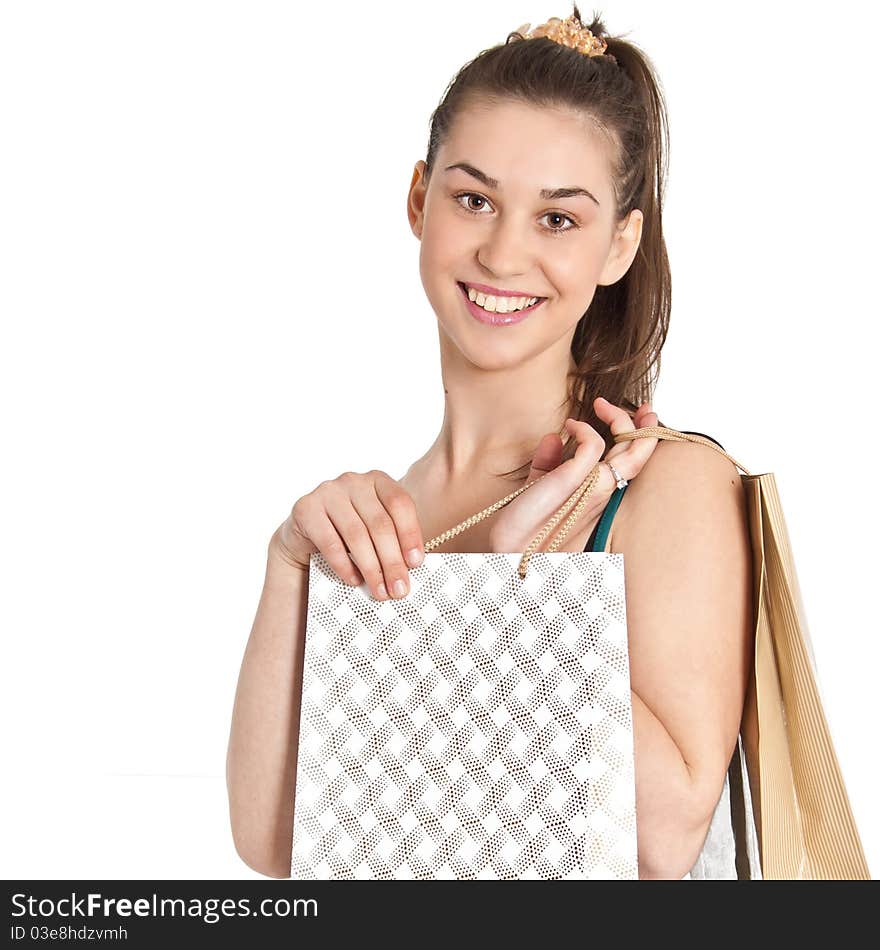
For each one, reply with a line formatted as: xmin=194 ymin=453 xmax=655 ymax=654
xmin=597 ymin=208 xmax=643 ymax=286
xmin=407 ymin=160 xmax=428 ymax=239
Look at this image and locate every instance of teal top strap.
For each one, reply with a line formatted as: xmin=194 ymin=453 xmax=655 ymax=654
xmin=585 ymin=485 xmax=627 ymax=552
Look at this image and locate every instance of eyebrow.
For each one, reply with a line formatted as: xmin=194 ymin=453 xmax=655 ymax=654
xmin=444 ymin=162 xmax=600 ymax=206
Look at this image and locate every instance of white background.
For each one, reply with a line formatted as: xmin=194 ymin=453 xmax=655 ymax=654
xmin=2 ymin=0 xmax=877 ymax=878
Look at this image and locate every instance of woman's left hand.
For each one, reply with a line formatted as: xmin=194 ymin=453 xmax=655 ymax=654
xmin=487 ymin=398 xmax=660 ymax=553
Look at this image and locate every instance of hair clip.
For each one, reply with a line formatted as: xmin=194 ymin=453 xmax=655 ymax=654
xmin=513 ymin=14 xmax=608 ymax=57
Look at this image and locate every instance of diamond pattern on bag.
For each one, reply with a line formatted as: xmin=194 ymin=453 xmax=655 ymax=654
xmin=291 ymin=551 xmax=637 ymax=879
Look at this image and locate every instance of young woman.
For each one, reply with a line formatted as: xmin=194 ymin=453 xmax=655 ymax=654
xmin=226 ymin=6 xmax=755 ymax=880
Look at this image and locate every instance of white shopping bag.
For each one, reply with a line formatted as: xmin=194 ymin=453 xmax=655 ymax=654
xmin=290 ymin=468 xmax=638 ymax=880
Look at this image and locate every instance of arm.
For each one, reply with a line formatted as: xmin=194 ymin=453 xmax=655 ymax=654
xmin=614 ymin=439 xmax=754 ymax=879
xmin=226 ymin=469 xmax=427 ymax=878
xmin=629 ymin=688 xmax=717 ymax=879
xmin=225 ymin=534 xmax=308 ymax=878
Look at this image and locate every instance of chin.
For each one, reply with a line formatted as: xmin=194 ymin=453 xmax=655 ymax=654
xmin=437 ymin=320 xmax=545 ymax=373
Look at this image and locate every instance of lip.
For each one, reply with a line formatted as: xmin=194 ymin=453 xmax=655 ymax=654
xmin=457 ymin=281 xmax=546 ymax=326
xmin=461 ymin=280 xmax=544 ymax=298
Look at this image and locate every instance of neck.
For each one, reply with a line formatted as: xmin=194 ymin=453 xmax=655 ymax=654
xmin=421 ymin=330 xmax=578 ymax=484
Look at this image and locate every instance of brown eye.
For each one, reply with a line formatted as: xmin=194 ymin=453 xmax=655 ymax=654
xmin=454 ymin=192 xmax=492 ymax=214
xmin=540 ymin=211 xmax=578 ymax=234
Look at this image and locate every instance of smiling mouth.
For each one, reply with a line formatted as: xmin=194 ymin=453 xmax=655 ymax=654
xmin=457 ymin=281 xmax=547 ymax=326
xmin=457 ymin=282 xmax=546 ymax=308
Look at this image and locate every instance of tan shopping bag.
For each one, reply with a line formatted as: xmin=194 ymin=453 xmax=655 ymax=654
xmin=615 ymin=426 xmax=871 ymax=880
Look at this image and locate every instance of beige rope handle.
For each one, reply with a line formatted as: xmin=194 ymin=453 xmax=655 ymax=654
xmin=423 ymin=425 xmax=752 ymax=578
xmin=424 ymin=463 xmax=606 ymax=579
xmin=517 ymin=464 xmax=602 ymax=576
xmin=612 ymin=425 xmax=752 ymax=476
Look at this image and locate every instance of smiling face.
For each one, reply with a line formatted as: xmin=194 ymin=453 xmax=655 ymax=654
xmin=408 ymin=98 xmax=643 ymax=372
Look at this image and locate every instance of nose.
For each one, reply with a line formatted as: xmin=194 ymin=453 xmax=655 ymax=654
xmin=476 ymin=214 xmax=534 ymax=280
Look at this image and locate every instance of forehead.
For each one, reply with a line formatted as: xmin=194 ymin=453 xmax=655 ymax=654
xmin=440 ymin=99 xmax=616 ymax=203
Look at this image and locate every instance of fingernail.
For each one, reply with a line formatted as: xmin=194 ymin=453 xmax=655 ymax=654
xmin=392 ymin=578 xmax=408 ymax=598
xmin=376 ymin=582 xmax=388 ymax=600
xmin=406 ymin=547 xmax=424 ymax=567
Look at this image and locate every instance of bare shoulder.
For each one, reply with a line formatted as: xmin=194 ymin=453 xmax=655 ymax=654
xmin=616 ymin=437 xmax=742 ymax=521
xmin=610 ymin=436 xmax=747 ymax=567
xmin=611 ymin=435 xmax=744 ymax=543
xmin=611 ymin=436 xmax=754 ymax=807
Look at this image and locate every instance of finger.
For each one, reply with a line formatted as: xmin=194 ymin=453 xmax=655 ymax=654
xmin=507 ymin=419 xmax=605 ymax=525
xmin=630 ymin=401 xmax=659 ymax=448
xmin=526 ymin=432 xmax=564 ymax=483
xmin=595 ymin=397 xmax=658 ymax=476
xmin=488 ymin=418 xmax=609 ymax=551
xmin=373 ymin=473 xmax=426 ymax=569
xmin=294 ymin=495 xmax=365 ymax=587
xmin=322 ymin=489 xmax=389 ymax=599
xmin=348 ymin=478 xmax=414 ymax=600
xmin=640 ymin=406 xmax=659 ymax=429
xmin=633 ymin=400 xmax=653 ymax=427
xmin=527 ymin=416 xmax=607 ymax=505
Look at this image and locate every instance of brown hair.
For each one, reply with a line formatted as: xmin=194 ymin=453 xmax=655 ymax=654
xmin=422 ymin=4 xmax=670 ymax=478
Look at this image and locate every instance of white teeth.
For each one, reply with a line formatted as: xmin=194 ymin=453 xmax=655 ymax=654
xmin=465 ymin=285 xmax=539 ymax=313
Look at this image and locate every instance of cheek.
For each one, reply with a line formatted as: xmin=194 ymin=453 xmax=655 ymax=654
xmin=551 ymin=234 xmax=608 ymax=288
xmin=419 ymin=211 xmax=459 ymax=269
xmin=418 ymin=227 xmax=461 ymax=310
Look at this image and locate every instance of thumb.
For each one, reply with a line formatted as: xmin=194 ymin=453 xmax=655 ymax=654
xmin=527 ymin=432 xmax=564 ymax=483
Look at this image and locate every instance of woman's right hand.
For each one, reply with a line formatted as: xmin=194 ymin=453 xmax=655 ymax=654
xmin=269 ymin=470 xmax=426 ymax=601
